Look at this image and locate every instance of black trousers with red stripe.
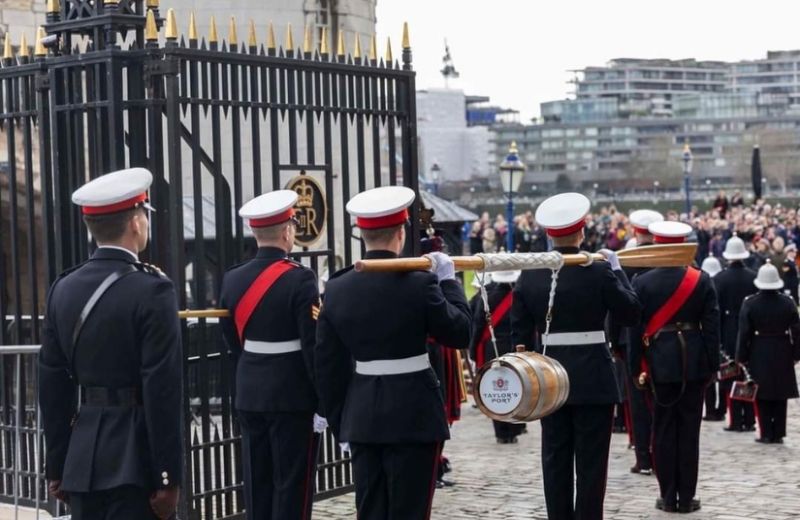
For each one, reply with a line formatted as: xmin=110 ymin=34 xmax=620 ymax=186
xmin=651 ymin=382 xmax=704 ymax=510
xmin=238 ymin=411 xmax=318 ymax=520
xmin=755 ymin=399 xmax=788 ymax=441
xmin=540 ymin=404 xmax=615 ymax=520
xmin=351 ymin=442 xmax=441 ymax=520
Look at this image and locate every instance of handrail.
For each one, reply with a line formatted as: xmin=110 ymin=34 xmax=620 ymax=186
xmin=0 ymin=346 xmax=41 ymax=354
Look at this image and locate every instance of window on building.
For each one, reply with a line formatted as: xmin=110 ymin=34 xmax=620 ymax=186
xmin=314 ymin=0 xmax=332 ymax=44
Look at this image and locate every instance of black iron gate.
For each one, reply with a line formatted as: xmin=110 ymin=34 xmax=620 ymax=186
xmin=0 ymin=1 xmax=420 ymax=518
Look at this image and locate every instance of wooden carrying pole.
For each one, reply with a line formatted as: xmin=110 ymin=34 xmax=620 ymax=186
xmin=178 ymin=309 xmax=230 ymax=319
xmin=354 ymin=243 xmax=698 ymax=273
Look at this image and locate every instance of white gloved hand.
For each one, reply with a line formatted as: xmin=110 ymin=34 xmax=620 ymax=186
xmin=426 ymin=252 xmax=455 ymax=282
xmin=598 ymin=249 xmax=621 ymax=271
xmin=339 ymin=442 xmax=351 ymax=455
xmin=313 ymin=414 xmax=328 ymax=433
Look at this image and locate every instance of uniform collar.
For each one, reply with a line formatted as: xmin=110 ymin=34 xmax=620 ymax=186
xmin=94 ymin=245 xmax=138 ymax=262
xmin=554 ymin=246 xmax=580 ymax=254
xmin=364 ymin=250 xmax=398 ymax=260
xmin=255 ymin=247 xmax=288 ymax=260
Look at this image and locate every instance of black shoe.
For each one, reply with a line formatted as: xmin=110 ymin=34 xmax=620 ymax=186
xmin=723 ymin=426 xmax=742 ymax=432
xmin=744 ymin=425 xmax=756 ymax=432
xmin=435 ymin=479 xmax=454 ymax=489
xmin=496 ymin=437 xmax=518 ymax=444
xmin=755 ymin=437 xmax=772 ymax=444
xmin=702 ymin=415 xmax=716 ymax=421
xmin=678 ymin=498 xmax=701 ymax=513
xmin=773 ymin=438 xmax=784 ymax=444
xmin=440 ymin=457 xmax=452 ymax=473
xmin=656 ymin=498 xmax=677 ymax=512
xmin=630 ymin=464 xmax=653 ymax=475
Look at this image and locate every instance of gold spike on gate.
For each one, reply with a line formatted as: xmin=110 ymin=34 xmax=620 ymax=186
xmin=165 ymin=8 xmax=178 ymax=40
xmin=353 ymin=33 xmax=362 ymax=59
xmin=189 ymin=12 xmax=198 ymax=41
xmin=145 ymin=10 xmax=159 ymax=41
xmin=228 ymin=17 xmax=238 ymax=46
xmin=285 ymin=23 xmax=294 ymax=51
xmin=47 ymin=0 xmax=60 ymax=14
xmin=19 ymin=33 xmax=29 ymax=58
xmin=146 ymin=0 xmax=159 ymax=7
xmin=248 ymin=20 xmax=257 ymax=47
xmin=319 ymin=26 xmax=329 ymax=55
xmin=267 ymin=21 xmax=276 ymax=50
xmin=402 ymin=22 xmax=410 ymax=49
xmin=385 ymin=37 xmax=393 ymax=63
xmin=336 ymin=29 xmax=345 ymax=57
xmin=369 ymin=34 xmax=377 ymax=61
xmin=4 ymin=32 xmax=13 ymax=60
xmin=303 ymin=24 xmax=312 ymax=54
xmin=35 ymin=27 xmax=47 ymax=56
xmin=209 ymin=15 xmax=218 ymax=44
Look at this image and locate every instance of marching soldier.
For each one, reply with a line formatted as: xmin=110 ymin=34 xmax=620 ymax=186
xmin=736 ymin=261 xmax=800 ymax=444
xmin=628 ymin=221 xmax=720 ymax=514
xmin=700 ymin=254 xmax=724 ymax=422
xmin=315 ymin=186 xmax=472 ymax=520
xmin=511 ymin=192 xmax=641 ymax=520
xmin=219 ymin=190 xmax=323 ymax=520
xmin=716 ymin=235 xmax=757 ymax=432
xmin=470 ymin=269 xmax=525 ymax=444
xmin=611 ymin=209 xmax=663 ymax=476
xmin=38 ymin=168 xmax=182 ymax=520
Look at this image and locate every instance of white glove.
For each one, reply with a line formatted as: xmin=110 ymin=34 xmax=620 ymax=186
xmin=313 ymin=414 xmax=328 ymax=433
xmin=426 ymin=252 xmax=455 ymax=282
xmin=339 ymin=442 xmax=351 ymax=455
xmin=599 ymin=249 xmax=621 ymax=271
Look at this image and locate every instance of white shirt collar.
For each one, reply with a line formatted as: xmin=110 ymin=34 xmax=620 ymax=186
xmin=98 ymin=245 xmax=138 ymax=261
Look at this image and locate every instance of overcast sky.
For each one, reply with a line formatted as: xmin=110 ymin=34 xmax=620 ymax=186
xmin=375 ymin=0 xmax=800 ymax=122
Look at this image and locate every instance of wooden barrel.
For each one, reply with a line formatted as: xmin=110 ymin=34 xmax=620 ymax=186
xmin=473 ymin=346 xmax=570 ymax=423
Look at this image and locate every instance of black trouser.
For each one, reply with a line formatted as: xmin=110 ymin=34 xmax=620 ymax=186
xmin=723 ymin=378 xmax=755 ymax=429
xmin=540 ymin=404 xmax=615 ymax=520
xmin=631 ymin=385 xmax=653 ymax=470
xmin=651 ymin=381 xmax=704 ymax=510
xmin=493 ymin=420 xmax=524 ymax=440
xmin=238 ymin=411 xmax=318 ymax=520
xmin=351 ymin=442 xmax=441 ymax=520
xmin=70 ymin=485 xmax=159 ymax=520
xmin=755 ymin=399 xmax=788 ymax=441
xmin=704 ymin=381 xmax=724 ymax=417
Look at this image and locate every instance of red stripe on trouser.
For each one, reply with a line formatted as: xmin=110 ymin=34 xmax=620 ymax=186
xmin=300 ymin=426 xmax=316 ymax=520
xmin=753 ymin=400 xmax=762 ymax=439
xmin=425 ymin=442 xmax=441 ymax=520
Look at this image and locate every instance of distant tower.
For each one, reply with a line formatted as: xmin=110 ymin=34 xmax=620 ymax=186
xmin=440 ymin=39 xmax=459 ymax=88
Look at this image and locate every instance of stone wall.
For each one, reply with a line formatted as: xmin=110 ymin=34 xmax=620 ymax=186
xmin=0 ymin=0 xmax=47 ymax=43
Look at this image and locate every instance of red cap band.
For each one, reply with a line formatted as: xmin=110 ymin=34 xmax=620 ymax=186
xmin=654 ymin=235 xmax=686 ymax=244
xmin=545 ymin=219 xmax=586 ymax=237
xmin=82 ymin=192 xmax=147 ymax=215
xmin=250 ymin=207 xmax=295 ymax=228
xmin=356 ymin=209 xmax=409 ymax=229
xmin=632 ymin=225 xmax=650 ymax=235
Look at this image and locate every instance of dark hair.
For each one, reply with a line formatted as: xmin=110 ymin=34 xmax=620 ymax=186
xmin=82 ymin=208 xmax=139 ymax=243
xmin=362 ymin=225 xmax=402 ymax=246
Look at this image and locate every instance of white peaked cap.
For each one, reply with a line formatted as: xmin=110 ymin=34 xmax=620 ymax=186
xmin=491 ymin=270 xmax=521 ymax=284
xmin=347 ymin=186 xmax=416 ymax=229
xmin=535 ymin=192 xmax=591 ymax=237
xmin=239 ymin=190 xmax=298 ymax=227
xmin=648 ymin=221 xmax=692 ymax=244
xmin=754 ymin=261 xmax=784 ymax=290
xmin=629 ymin=209 xmax=664 ymax=234
xmin=71 ymin=167 xmax=154 ymax=214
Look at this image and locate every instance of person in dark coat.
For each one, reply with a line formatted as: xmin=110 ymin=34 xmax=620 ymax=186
xmin=315 ymin=186 xmax=472 ymax=520
xmin=470 ymin=269 xmax=524 ymax=444
xmin=782 ymin=243 xmax=799 ymax=304
xmin=219 ymin=190 xmax=323 ymax=520
xmin=716 ymin=235 xmax=758 ymax=432
xmin=38 ymin=168 xmax=182 ymax=520
xmin=628 ymin=221 xmax=720 ymax=515
xmin=700 ymin=255 xmax=724 ymax=423
xmin=512 ymin=192 xmax=641 ymax=520
xmin=736 ymin=262 xmax=800 ymax=444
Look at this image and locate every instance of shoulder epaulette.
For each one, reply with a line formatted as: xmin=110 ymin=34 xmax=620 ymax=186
xmin=135 ymin=262 xmax=166 ymax=278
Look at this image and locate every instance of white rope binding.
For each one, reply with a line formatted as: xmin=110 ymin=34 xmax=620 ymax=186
xmin=475 ymin=252 xmax=564 ymax=273
xmin=541 ymin=255 xmax=565 ymax=357
xmin=476 ymin=272 xmax=503 ymax=366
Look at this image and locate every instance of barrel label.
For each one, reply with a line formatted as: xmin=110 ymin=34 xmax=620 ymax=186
xmin=479 ymin=366 xmax=523 ymax=414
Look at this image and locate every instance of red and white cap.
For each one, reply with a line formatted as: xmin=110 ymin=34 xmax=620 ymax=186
xmin=534 ymin=192 xmax=590 ymax=237
xmin=239 ymin=190 xmax=298 ymax=228
xmin=648 ymin=221 xmax=692 ymax=244
xmin=71 ymin=167 xmax=155 ymax=215
xmin=347 ymin=186 xmax=415 ymax=229
xmin=629 ymin=209 xmax=664 ymax=235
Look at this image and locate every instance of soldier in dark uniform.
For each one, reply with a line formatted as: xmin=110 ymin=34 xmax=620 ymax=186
xmin=218 ymin=190 xmax=323 ymax=520
xmin=610 ymin=209 xmax=663 ymax=476
xmin=628 ymin=221 xmax=720 ymax=514
xmin=737 ymin=261 xmax=800 ymax=444
xmin=781 ymin=243 xmax=798 ymax=304
xmin=511 ymin=192 xmax=641 ymax=520
xmin=315 ymin=186 xmax=472 ymax=520
xmin=716 ymin=235 xmax=757 ymax=432
xmin=38 ymin=168 xmax=182 ymax=520
xmin=700 ymin=254 xmax=724 ymax=422
xmin=470 ymin=269 xmax=524 ymax=444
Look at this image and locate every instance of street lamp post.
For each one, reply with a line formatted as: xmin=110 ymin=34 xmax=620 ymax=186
xmin=430 ymin=160 xmax=441 ymax=196
xmin=499 ymin=141 xmax=526 ymax=252
xmin=682 ymin=143 xmax=693 ymax=218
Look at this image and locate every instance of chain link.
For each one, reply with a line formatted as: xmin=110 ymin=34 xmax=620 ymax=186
xmin=541 ymin=255 xmax=565 ymax=356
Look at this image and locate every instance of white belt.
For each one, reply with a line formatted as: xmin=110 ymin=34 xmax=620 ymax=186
xmin=355 ymin=354 xmax=431 ymax=376
xmin=546 ymin=331 xmax=606 ymax=346
xmin=244 ymin=339 xmax=302 ymax=354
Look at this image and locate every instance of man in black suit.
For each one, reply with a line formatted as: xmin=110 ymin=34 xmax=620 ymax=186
xmin=511 ymin=192 xmax=641 ymax=520
xmin=628 ymin=221 xmax=720 ymax=514
xmin=38 ymin=168 xmax=182 ymax=520
xmin=219 ymin=190 xmax=323 ymax=520
xmin=315 ymin=186 xmax=472 ymax=520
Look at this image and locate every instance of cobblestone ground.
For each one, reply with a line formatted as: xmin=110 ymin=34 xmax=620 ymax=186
xmin=312 ymin=389 xmax=800 ymax=520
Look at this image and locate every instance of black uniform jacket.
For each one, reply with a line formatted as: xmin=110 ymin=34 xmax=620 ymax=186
xmin=607 ymin=243 xmax=655 ymax=359
xmin=219 ymin=247 xmax=319 ymax=413
xmin=38 ymin=247 xmax=183 ymax=493
xmin=469 ymin=282 xmax=514 ymax=366
xmin=628 ymin=267 xmax=720 ymax=385
xmin=736 ymin=291 xmax=800 ymax=400
xmin=314 ymin=250 xmax=472 ymax=444
xmin=511 ymin=246 xmax=642 ymax=405
xmin=714 ymin=262 xmax=757 ymax=358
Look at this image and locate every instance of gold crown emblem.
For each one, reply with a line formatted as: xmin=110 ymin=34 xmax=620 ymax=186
xmin=295 ymin=180 xmax=314 ymax=208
